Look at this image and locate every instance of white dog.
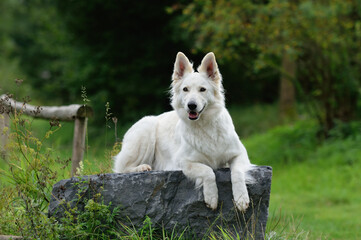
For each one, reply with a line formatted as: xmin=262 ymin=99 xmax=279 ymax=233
xmin=114 ymin=52 xmax=253 ymax=211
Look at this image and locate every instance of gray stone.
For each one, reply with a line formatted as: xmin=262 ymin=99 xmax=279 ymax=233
xmin=49 ymin=166 xmax=272 ymax=239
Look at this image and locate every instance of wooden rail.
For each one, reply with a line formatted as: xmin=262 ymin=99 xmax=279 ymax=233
xmin=0 ymin=235 xmax=22 ymax=240
xmin=0 ymin=94 xmax=93 ymax=176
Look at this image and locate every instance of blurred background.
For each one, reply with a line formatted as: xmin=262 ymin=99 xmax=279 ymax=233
xmin=0 ymin=0 xmax=360 ymax=239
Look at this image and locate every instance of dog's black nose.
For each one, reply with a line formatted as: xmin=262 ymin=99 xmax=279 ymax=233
xmin=188 ymin=102 xmax=197 ymax=110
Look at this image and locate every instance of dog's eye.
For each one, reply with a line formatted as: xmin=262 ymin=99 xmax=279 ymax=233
xmin=200 ymin=87 xmax=206 ymax=92
xmin=183 ymin=87 xmax=188 ymax=92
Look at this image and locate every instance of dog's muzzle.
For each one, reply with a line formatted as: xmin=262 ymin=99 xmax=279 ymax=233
xmin=187 ymin=102 xmax=205 ymax=120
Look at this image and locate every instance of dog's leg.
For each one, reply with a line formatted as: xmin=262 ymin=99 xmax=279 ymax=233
xmin=113 ymin=116 xmax=156 ymax=173
xmin=182 ymin=162 xmax=218 ymax=210
xmin=230 ymin=156 xmax=250 ymax=212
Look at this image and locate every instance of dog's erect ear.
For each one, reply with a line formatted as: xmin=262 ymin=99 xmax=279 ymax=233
xmin=198 ymin=52 xmax=221 ymax=82
xmin=172 ymin=52 xmax=193 ymax=81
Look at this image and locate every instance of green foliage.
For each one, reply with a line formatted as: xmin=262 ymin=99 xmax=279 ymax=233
xmin=245 ymin=117 xmax=361 ymax=167
xmin=0 ymin=0 xmax=192 ymax=124
xmin=245 ymin=120 xmax=320 ymax=165
xmin=3 ymin=0 xmax=72 ymax=96
xmin=57 ymin=199 xmax=121 ymax=240
xmin=0 ymin=104 xmax=123 ymax=239
xmin=0 ymin=102 xmax=67 ymax=238
xmin=179 ymin=0 xmax=361 ymax=135
xmin=244 ymin=118 xmax=361 ymax=239
xmin=229 ymin=103 xmax=288 ymax=138
xmin=0 ymin=1 xmax=31 ymax=97
xmin=0 ymin=0 xmax=281 ymax=126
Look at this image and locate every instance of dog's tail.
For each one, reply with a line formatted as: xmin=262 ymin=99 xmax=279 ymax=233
xmin=113 ymin=116 xmax=157 ymax=173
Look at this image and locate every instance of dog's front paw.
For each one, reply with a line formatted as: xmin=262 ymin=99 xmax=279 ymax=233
xmin=135 ymin=164 xmax=152 ymax=172
xmin=234 ymin=194 xmax=250 ymax=212
xmin=205 ymin=195 xmax=218 ymax=210
xmin=203 ymin=185 xmax=218 ymax=210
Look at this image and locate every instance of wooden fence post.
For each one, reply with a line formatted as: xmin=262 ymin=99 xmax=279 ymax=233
xmin=0 ymin=94 xmax=93 ymax=176
xmin=0 ymin=113 xmax=10 ymax=159
xmin=71 ymin=117 xmax=87 ymax=177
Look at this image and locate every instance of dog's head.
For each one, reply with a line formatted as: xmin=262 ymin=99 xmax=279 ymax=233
xmin=170 ymin=52 xmax=225 ymax=121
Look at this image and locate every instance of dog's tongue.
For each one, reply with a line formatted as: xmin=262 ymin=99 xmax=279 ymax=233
xmin=188 ymin=111 xmax=198 ymax=119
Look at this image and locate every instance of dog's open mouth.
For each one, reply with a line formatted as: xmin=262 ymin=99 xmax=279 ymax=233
xmin=188 ymin=111 xmax=199 ymax=120
xmin=188 ymin=106 xmax=205 ymax=120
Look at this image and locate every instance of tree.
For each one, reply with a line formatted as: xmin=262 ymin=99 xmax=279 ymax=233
xmin=178 ymin=0 xmax=361 ymax=136
xmin=3 ymin=0 xmax=189 ymax=124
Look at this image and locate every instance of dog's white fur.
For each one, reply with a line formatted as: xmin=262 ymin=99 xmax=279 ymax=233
xmin=114 ymin=52 xmax=253 ymax=211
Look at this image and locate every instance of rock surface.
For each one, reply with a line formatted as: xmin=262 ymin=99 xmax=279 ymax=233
xmin=49 ymin=166 xmax=272 ymax=239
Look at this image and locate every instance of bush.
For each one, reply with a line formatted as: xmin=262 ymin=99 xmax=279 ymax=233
xmin=245 ymin=120 xmax=320 ymax=165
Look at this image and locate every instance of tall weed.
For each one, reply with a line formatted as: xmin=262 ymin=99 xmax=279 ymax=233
xmin=0 ymin=97 xmax=66 ymax=238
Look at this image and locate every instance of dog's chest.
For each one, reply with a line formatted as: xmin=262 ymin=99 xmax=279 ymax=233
xmin=182 ymin=124 xmax=236 ymax=165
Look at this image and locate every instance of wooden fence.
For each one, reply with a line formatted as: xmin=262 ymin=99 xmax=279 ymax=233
xmin=0 ymin=94 xmax=93 ymax=176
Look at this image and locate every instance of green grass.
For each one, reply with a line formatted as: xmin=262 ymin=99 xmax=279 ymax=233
xmin=1 ymin=103 xmax=360 ymax=239
xmin=0 ymin=116 xmax=117 ymax=184
xmin=268 ymin=162 xmax=361 ymax=239
xmin=243 ymin=118 xmax=361 ymax=239
xmin=230 ymin=104 xmax=361 ymax=239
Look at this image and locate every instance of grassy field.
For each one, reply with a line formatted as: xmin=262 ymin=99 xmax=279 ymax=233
xmin=233 ymin=105 xmax=361 ymax=239
xmin=0 ymin=103 xmax=360 ymax=239
xmin=244 ymin=122 xmax=361 ymax=239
